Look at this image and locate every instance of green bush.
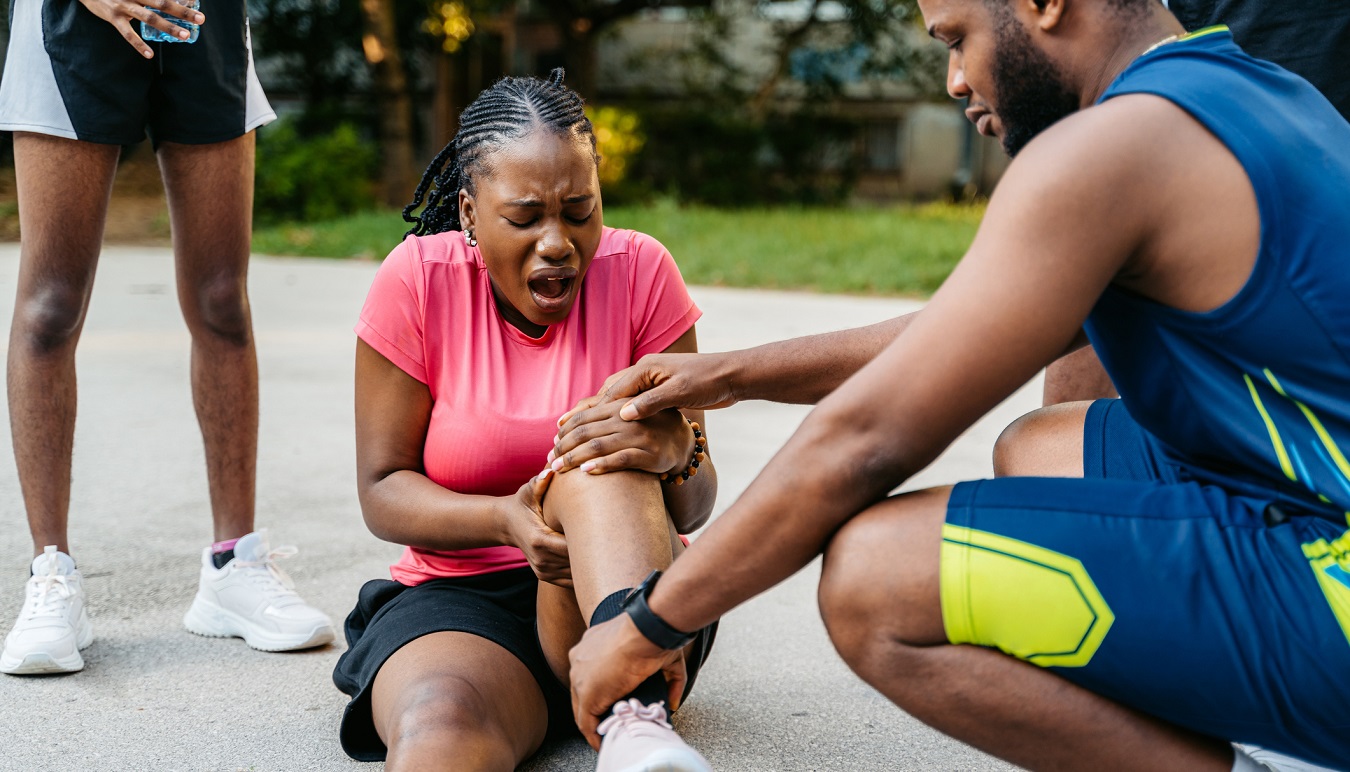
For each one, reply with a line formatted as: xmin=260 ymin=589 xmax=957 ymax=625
xmin=624 ymin=107 xmax=861 ymax=207
xmin=253 ymin=118 xmax=378 ymax=226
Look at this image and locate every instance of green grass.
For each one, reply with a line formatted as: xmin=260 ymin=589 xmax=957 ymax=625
xmin=252 ymin=201 xmax=986 ymax=296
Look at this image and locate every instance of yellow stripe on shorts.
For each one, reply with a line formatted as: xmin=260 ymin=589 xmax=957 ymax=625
xmin=940 ymin=524 xmax=1114 ymax=668
xmin=1302 ymin=529 xmax=1350 ymax=649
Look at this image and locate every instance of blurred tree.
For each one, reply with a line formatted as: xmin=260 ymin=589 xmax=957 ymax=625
xmin=359 ymin=0 xmax=416 ymax=206
xmin=252 ymin=0 xmax=437 ymax=208
xmin=530 ymin=0 xmax=711 ymax=99
xmin=689 ymin=0 xmax=944 ymax=115
xmin=250 ymin=0 xmax=371 ymax=134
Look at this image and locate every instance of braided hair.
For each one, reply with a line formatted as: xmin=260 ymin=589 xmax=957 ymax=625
xmin=402 ymin=68 xmax=597 ymax=238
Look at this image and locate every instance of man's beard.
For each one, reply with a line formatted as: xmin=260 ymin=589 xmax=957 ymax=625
xmin=989 ymin=9 xmax=1080 ymax=157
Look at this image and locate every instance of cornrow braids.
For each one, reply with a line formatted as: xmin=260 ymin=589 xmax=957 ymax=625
xmin=402 ymin=68 xmax=597 ymax=238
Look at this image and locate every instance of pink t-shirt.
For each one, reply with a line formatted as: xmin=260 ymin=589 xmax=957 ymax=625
xmin=356 ymin=226 xmax=701 ymax=585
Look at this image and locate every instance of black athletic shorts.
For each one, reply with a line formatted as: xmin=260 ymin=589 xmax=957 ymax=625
xmin=0 ymin=0 xmax=274 ymax=145
xmin=332 ymin=567 xmax=718 ymax=762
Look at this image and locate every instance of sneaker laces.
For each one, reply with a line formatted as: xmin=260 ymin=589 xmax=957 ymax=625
xmin=21 ymin=561 xmax=74 ymax=622
xmin=232 ymin=545 xmax=300 ymax=602
xmin=598 ymin=698 xmax=673 ymax=736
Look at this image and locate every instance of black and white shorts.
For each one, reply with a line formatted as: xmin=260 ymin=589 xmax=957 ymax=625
xmin=0 ymin=0 xmax=274 ymax=146
xmin=333 ymin=568 xmax=719 ymax=762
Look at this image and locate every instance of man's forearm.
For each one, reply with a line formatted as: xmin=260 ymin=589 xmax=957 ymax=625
xmin=727 ymin=313 xmax=915 ymax=405
xmin=646 ymin=378 xmax=913 ymax=633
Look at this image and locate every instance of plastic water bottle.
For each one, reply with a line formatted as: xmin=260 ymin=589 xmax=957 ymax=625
xmin=141 ymin=0 xmax=200 ymax=43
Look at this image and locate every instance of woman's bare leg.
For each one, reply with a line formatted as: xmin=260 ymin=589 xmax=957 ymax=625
xmin=541 ymin=469 xmax=673 ymax=619
xmin=371 ymin=631 xmax=549 ymax=772
xmin=535 ymin=468 xmax=683 ymax=676
xmin=537 ymin=500 xmax=686 ymax=684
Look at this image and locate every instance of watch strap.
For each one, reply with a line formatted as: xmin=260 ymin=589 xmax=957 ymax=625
xmin=622 ymin=570 xmax=696 ymax=650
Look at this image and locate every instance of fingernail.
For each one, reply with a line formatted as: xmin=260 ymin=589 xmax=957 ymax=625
xmin=552 ymin=434 xmax=560 ymax=444
xmin=580 ymin=461 xmax=596 ymax=473
xmin=551 ymin=458 xmax=564 ymax=472
xmin=546 ymin=449 xmax=556 ymax=463
xmin=179 ymin=29 xmax=189 ymax=38
xmin=619 ymin=404 xmax=638 ymax=420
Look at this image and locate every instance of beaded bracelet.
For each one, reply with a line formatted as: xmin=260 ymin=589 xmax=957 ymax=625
xmin=660 ymin=418 xmax=706 ymax=485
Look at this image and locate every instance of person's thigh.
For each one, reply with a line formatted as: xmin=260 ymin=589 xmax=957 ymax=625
xmin=157 ymin=135 xmax=254 ymax=315
xmin=371 ymin=631 xmax=549 ymax=767
xmin=12 ymin=133 xmax=119 ymax=298
xmin=942 ymin=475 xmax=1350 ymax=768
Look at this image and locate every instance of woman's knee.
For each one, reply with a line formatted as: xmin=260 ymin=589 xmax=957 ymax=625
xmin=818 ymin=491 xmax=948 ymax=677
xmin=541 ymin=467 xmax=657 ymax=530
xmin=993 ymin=402 xmax=1090 ymax=478
xmin=379 ymin=673 xmax=512 ymax=761
xmin=182 ymin=274 xmax=251 ymax=346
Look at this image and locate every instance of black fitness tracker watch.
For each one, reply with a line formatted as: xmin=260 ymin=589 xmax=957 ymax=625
xmin=621 ymin=570 xmax=696 ymax=650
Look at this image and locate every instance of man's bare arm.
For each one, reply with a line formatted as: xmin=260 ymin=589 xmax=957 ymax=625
xmin=642 ymin=97 xmax=1165 ymax=635
xmin=594 ymin=314 xmax=915 ymax=422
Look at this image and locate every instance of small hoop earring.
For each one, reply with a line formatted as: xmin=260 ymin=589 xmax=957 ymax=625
xmin=464 ymin=229 xmax=477 ymax=247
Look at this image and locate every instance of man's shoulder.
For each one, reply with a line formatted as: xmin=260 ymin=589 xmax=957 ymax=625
xmin=1014 ymin=95 xmax=1193 ymax=192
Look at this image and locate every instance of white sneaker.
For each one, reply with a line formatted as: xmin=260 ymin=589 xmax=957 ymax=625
xmin=183 ymin=529 xmax=335 ymax=652
xmin=1 ymin=546 xmax=94 ymax=675
xmin=595 ymin=698 xmax=712 ymax=772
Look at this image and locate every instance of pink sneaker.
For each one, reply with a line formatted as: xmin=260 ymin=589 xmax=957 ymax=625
xmin=595 ymin=698 xmax=712 ymax=772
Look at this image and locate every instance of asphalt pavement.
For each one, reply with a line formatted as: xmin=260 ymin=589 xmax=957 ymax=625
xmin=0 ymin=245 xmax=1034 ymax=771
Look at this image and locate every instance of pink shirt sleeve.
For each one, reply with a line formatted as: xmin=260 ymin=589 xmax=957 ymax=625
xmin=355 ymin=236 xmax=430 ymax=384
xmin=628 ymin=231 xmax=702 ymax=361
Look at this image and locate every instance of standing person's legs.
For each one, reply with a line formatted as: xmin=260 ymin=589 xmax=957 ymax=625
xmin=157 ymin=134 xmax=257 ymax=542
xmin=1 ymin=132 xmax=117 ymax=674
xmin=8 ymin=132 xmax=120 ymax=555
xmin=164 ymin=134 xmax=333 ymax=651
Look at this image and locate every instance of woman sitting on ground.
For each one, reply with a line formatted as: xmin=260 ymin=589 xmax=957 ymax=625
xmin=331 ymin=69 xmax=719 ymax=772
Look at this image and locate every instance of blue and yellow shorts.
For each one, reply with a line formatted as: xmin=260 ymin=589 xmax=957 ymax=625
xmin=941 ymin=399 xmax=1350 ymax=769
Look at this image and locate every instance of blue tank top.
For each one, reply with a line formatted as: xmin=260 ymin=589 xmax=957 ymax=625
xmin=1085 ymin=28 xmax=1350 ymax=527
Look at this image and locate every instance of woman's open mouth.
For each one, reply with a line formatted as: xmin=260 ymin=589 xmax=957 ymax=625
xmin=527 ymin=268 xmax=577 ymax=314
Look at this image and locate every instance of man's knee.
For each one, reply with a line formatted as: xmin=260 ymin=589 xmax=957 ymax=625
xmin=184 ymin=276 xmax=251 ymax=346
xmin=12 ymin=284 xmax=90 ymax=355
xmin=992 ymin=411 xmax=1039 ymax=477
xmin=993 ymin=403 xmax=1089 ymax=478
xmin=818 ymin=493 xmax=946 ymax=677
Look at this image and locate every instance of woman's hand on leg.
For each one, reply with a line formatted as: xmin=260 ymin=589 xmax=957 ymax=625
xmin=549 ymin=399 xmax=694 ymax=477
xmin=501 ymin=471 xmax=572 ymax=587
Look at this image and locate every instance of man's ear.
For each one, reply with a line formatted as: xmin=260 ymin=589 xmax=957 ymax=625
xmin=1035 ymin=0 xmax=1066 ymax=31
xmin=459 ymin=189 xmax=475 ymax=232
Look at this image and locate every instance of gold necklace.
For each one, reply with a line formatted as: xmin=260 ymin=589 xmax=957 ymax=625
xmin=1142 ymin=32 xmax=1181 ymax=56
